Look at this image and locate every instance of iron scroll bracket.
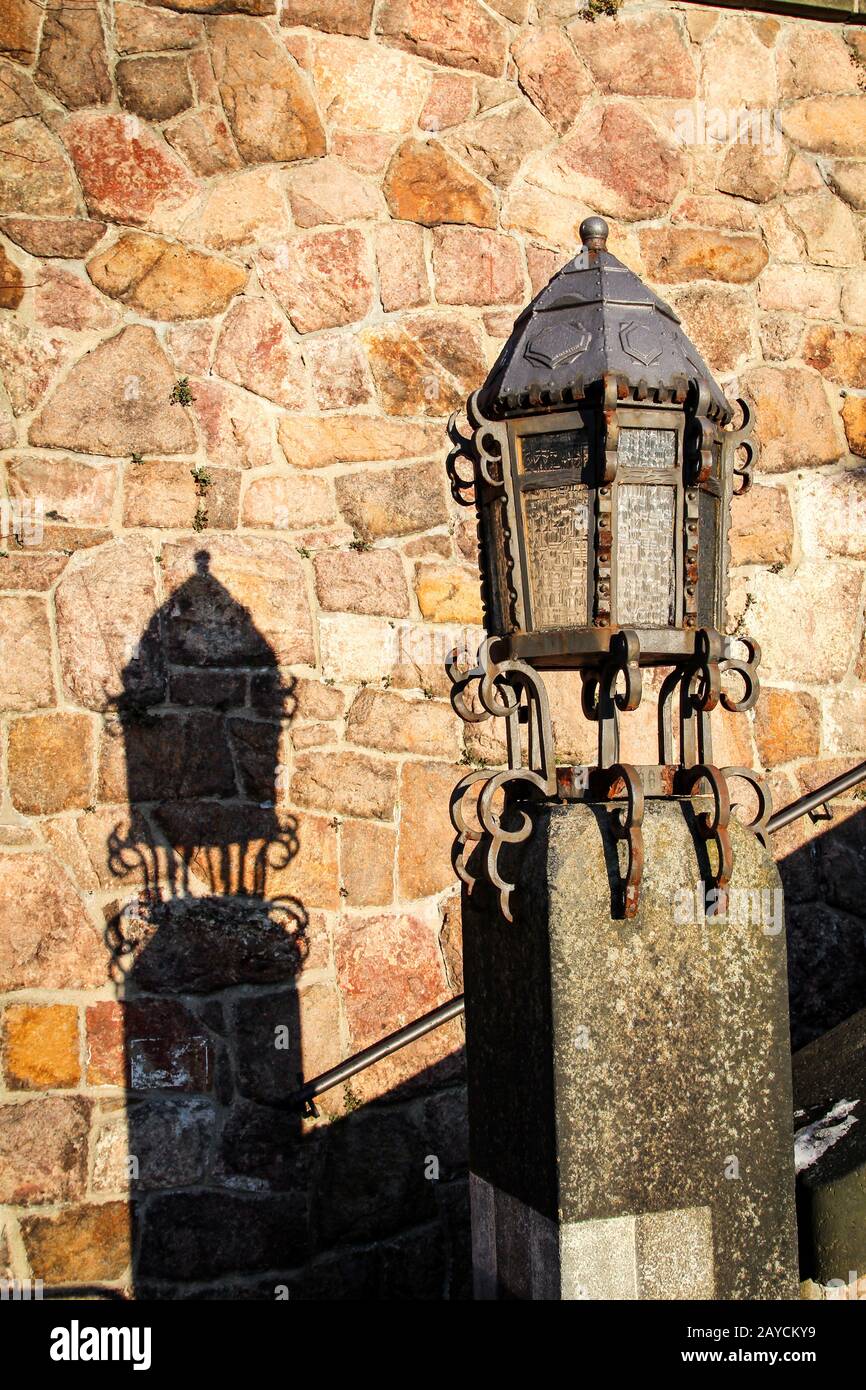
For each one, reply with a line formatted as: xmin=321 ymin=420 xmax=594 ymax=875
xmin=285 ymin=759 xmax=866 ymax=1114
xmin=448 ymin=627 xmax=771 ymax=922
xmin=447 ymin=638 xmax=556 ymax=923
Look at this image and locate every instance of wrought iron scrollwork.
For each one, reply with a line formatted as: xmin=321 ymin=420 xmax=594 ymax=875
xmin=686 ymin=383 xmax=717 ymax=486
xmin=467 ymin=391 xmax=509 ymax=491
xmin=596 ymin=762 xmax=645 ymax=920
xmin=447 ymin=637 xmax=555 ymax=923
xmin=724 ymin=397 xmax=758 ymax=496
xmin=687 ymin=627 xmax=722 ymax=714
xmin=678 ymin=761 xmax=773 ymax=897
xmin=721 ymin=766 xmax=773 ymax=849
xmin=446 ymin=389 xmax=509 ymax=505
xmin=679 ymin=763 xmax=733 ymax=901
xmin=606 ymin=629 xmax=642 ymax=714
xmin=446 ymin=620 xmax=766 ymax=924
xmin=720 ymin=636 xmax=761 ymax=713
xmin=678 ymin=626 xmax=722 ymax=767
xmin=445 ymin=410 xmax=477 ymax=507
xmin=583 ymin=632 xmax=645 ymax=913
xmin=581 ymin=629 xmax=642 ymax=768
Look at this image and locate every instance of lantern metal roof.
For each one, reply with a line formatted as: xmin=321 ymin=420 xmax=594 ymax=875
xmin=479 ymin=217 xmax=731 ymax=423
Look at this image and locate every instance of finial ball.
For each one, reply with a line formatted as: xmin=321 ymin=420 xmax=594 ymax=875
xmin=580 ymin=216 xmax=609 ymax=249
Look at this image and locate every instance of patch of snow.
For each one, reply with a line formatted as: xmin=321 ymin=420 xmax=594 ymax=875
xmin=794 ymin=1099 xmax=859 ymax=1175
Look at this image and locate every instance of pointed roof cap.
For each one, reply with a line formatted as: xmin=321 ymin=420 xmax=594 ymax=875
xmin=479 ymin=217 xmax=730 ymax=422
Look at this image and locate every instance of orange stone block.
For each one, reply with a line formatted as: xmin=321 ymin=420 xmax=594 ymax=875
xmin=2 ymin=1004 xmax=80 ymax=1089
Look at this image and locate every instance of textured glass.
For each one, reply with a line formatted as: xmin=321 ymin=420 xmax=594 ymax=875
xmin=698 ymin=490 xmax=720 ymax=628
xmin=520 ymin=429 xmax=590 ymax=473
xmin=522 ymin=484 xmax=589 ymax=630
xmin=618 ymin=427 xmax=676 ymax=471
xmin=616 ymin=484 xmax=675 ymax=626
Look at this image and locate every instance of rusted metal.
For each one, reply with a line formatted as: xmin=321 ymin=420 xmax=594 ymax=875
xmin=447 ymin=637 xmax=556 ymax=923
xmin=285 ymin=760 xmax=866 ymax=1112
xmin=445 ymin=216 xmax=767 ymax=921
xmin=678 ymin=763 xmax=733 ymax=898
xmin=723 ymin=765 xmax=774 ymax=848
xmin=596 ymin=761 xmax=645 ymax=918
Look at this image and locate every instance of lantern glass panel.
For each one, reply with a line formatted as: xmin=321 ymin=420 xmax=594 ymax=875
xmin=617 ymin=426 xmax=677 ymax=471
xmin=521 ymin=483 xmax=591 ymax=630
xmin=513 ymin=422 xmax=595 ymax=633
xmin=616 ymin=483 xmax=676 ymax=627
xmin=519 ymin=429 xmax=591 ymax=474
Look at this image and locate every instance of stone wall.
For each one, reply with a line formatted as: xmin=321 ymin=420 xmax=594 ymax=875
xmin=0 ymin=0 xmax=865 ymax=1298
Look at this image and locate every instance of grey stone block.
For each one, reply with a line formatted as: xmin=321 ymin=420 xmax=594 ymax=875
xmin=463 ymin=799 xmax=799 ymax=1299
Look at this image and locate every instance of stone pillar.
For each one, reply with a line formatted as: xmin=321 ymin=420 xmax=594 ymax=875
xmin=463 ymin=798 xmax=799 ymax=1300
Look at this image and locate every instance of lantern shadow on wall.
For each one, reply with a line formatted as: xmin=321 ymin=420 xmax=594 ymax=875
xmin=96 ymin=549 xmax=470 ymax=1295
xmin=103 ymin=548 xmax=312 ymax=1288
xmin=106 ymin=548 xmax=307 ymax=964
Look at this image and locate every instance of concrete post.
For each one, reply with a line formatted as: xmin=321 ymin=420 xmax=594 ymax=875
xmin=464 ymin=798 xmax=799 ymax=1300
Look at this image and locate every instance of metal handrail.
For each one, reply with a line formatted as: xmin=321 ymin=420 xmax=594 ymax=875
xmin=285 ymin=994 xmax=465 ymax=1115
xmin=287 ymin=759 xmax=866 ymax=1111
xmin=765 ymin=759 xmax=866 ymax=834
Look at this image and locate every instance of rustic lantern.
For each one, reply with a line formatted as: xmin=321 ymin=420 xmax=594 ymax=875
xmin=447 ymin=217 xmax=764 ymax=920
